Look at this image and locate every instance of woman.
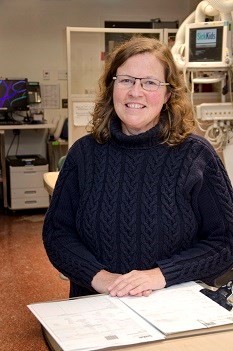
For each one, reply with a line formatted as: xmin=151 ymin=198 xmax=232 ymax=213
xmin=43 ymin=36 xmax=233 ymax=298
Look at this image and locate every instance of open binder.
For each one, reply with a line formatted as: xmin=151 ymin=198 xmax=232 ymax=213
xmin=28 ymin=281 xmax=233 ymax=351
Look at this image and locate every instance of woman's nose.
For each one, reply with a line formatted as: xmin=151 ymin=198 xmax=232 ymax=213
xmin=128 ymin=80 xmax=144 ymax=96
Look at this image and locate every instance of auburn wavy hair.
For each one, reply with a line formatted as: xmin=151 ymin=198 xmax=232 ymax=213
xmin=90 ymin=35 xmax=195 ymax=145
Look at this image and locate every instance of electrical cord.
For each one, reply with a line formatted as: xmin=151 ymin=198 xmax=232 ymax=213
xmin=204 ymin=121 xmax=233 ymax=151
xmin=6 ymin=134 xmax=17 ymax=156
xmin=6 ymin=130 xmax=20 ymax=156
xmin=204 ymin=123 xmax=224 ymax=149
xmin=15 ymin=132 xmax=20 ymax=155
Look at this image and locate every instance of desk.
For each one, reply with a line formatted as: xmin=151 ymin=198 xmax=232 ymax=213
xmin=0 ymin=123 xmax=54 ymax=209
xmin=43 ymin=171 xmax=59 ymax=196
xmin=28 ymin=276 xmax=233 ymax=351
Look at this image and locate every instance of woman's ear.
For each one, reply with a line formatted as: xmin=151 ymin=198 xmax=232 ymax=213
xmin=164 ymin=92 xmax=171 ymax=104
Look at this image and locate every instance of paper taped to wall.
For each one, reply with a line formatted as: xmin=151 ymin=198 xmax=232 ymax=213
xmin=73 ymin=101 xmax=95 ymax=126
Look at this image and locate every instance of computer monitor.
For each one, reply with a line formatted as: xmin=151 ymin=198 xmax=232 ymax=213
xmin=0 ymin=78 xmax=29 ymax=118
xmin=185 ymin=21 xmax=232 ymax=69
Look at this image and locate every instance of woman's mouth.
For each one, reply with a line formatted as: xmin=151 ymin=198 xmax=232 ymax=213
xmin=125 ymin=103 xmax=145 ymax=109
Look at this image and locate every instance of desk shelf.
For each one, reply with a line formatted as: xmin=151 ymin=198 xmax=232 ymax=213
xmin=0 ymin=123 xmax=54 ymax=130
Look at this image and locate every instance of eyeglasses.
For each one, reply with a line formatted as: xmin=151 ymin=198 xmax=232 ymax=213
xmin=113 ymin=75 xmax=170 ymax=92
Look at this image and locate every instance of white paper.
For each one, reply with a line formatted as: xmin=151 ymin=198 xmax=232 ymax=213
xmin=41 ymin=84 xmax=60 ymax=109
xmin=72 ymin=101 xmax=94 ymax=126
xmin=120 ymin=281 xmax=233 ymax=335
xmin=28 ymin=294 xmax=164 ymax=351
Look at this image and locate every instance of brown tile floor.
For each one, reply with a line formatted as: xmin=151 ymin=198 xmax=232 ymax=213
xmin=0 ymin=210 xmax=69 ymax=351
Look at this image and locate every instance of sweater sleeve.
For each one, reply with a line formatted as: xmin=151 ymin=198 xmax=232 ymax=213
xmin=42 ymin=143 xmax=107 ymax=290
xmin=158 ymin=142 xmax=233 ymax=287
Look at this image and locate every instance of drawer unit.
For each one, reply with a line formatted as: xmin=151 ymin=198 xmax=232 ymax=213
xmin=6 ymin=155 xmax=49 ymax=210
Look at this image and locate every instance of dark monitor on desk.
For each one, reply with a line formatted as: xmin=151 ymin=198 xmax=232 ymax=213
xmin=0 ymin=78 xmax=29 ymax=123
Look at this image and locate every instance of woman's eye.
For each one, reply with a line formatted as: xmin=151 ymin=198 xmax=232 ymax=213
xmin=121 ymin=78 xmax=133 ymax=84
xmin=144 ymin=80 xmax=158 ymax=86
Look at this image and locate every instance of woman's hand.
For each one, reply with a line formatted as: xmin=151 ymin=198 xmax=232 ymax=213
xmin=108 ymin=268 xmax=166 ymax=297
xmin=91 ymin=270 xmax=122 ymax=294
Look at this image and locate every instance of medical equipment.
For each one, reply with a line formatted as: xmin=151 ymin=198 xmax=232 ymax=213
xmin=171 ymin=0 xmax=233 ymax=184
xmin=185 ymin=20 xmax=232 ymax=69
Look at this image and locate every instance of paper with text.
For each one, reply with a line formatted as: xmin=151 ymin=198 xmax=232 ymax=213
xmin=120 ymin=281 xmax=233 ymax=335
xmin=28 ymin=294 xmax=164 ymax=351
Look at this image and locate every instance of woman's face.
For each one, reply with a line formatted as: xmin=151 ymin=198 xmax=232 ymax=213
xmin=113 ymin=52 xmax=170 ymax=135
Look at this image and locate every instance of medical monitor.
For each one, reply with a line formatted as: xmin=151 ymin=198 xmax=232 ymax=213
xmin=185 ymin=21 xmax=232 ymax=69
xmin=0 ymin=78 xmax=29 ymax=113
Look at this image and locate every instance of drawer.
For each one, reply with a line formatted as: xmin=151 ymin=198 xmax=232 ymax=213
xmin=10 ymin=196 xmax=49 ymax=210
xmin=11 ymin=187 xmax=48 ymax=199
xmin=10 ymin=171 xmax=46 ymax=189
xmin=9 ymin=165 xmax=48 ymax=173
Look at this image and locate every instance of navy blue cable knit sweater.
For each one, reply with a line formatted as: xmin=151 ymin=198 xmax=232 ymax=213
xmin=43 ymin=117 xmax=233 ymax=297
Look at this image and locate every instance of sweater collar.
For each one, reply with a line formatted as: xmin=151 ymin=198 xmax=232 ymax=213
xmin=110 ymin=116 xmax=163 ymax=149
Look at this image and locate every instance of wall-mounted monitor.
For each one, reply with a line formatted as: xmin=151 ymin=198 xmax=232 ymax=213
xmin=0 ymin=78 xmax=29 ymax=113
xmin=185 ymin=21 xmax=232 ymax=69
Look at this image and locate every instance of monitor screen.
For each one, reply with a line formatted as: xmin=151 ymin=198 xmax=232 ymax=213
xmin=0 ymin=79 xmax=29 ymax=112
xmin=189 ymin=26 xmax=222 ymax=62
xmin=185 ymin=21 xmax=232 ymax=69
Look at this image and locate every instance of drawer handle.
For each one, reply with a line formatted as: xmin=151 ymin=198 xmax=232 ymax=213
xmin=24 ymin=190 xmax=37 ymax=194
xmin=25 ymin=200 xmax=37 ymax=204
xmin=24 ymin=171 xmax=36 ymax=174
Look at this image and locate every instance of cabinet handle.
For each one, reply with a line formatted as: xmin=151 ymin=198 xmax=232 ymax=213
xmin=24 ymin=190 xmax=37 ymax=194
xmin=25 ymin=200 xmax=37 ymax=204
xmin=24 ymin=171 xmax=36 ymax=174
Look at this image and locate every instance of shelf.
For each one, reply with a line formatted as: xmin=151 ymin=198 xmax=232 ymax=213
xmin=193 ymin=77 xmax=224 ymax=84
xmin=0 ymin=123 xmax=55 ymax=131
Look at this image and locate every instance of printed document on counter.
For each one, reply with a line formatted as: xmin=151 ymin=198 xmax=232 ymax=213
xmin=28 ymin=294 xmax=164 ymax=351
xmin=119 ymin=281 xmax=233 ymax=336
xmin=28 ymin=281 xmax=233 ymax=351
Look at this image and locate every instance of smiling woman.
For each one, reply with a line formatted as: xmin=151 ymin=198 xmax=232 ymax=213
xmin=112 ymin=53 xmax=171 ymax=135
xmin=43 ymin=36 xmax=233 ymax=300
xmin=92 ymin=36 xmax=194 ymax=145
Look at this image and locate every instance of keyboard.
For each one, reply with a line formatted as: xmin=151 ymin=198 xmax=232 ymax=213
xmin=0 ymin=120 xmax=23 ymax=125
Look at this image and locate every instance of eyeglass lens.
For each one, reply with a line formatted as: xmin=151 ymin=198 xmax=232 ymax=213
xmin=114 ymin=75 xmax=163 ymax=91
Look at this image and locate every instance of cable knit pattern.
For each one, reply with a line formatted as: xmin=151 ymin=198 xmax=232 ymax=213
xmin=43 ymin=116 xmax=233 ymax=297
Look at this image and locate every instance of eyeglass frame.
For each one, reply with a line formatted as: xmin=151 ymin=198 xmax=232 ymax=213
xmin=112 ymin=74 xmax=170 ymax=92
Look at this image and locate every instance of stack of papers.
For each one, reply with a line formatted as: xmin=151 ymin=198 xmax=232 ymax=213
xmin=28 ymin=281 xmax=233 ymax=351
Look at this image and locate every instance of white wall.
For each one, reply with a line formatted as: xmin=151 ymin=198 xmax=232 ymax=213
xmin=189 ymin=0 xmax=202 ymax=12
xmin=0 ymin=0 xmax=194 ymax=124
